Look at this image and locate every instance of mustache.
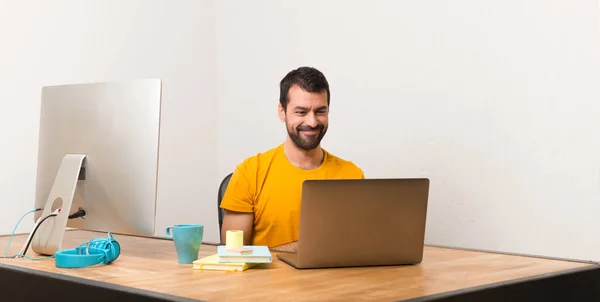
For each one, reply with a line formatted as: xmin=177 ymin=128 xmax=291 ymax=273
xmin=297 ymin=124 xmax=324 ymax=131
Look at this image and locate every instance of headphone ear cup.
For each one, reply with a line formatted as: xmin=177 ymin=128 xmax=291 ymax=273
xmin=109 ymin=239 xmax=121 ymax=263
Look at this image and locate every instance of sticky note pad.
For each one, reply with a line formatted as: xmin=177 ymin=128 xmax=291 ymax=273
xmin=226 ymin=248 xmax=253 ymax=255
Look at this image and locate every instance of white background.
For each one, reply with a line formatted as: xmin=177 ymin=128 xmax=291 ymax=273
xmin=0 ymin=0 xmax=219 ymax=244
xmin=3 ymin=0 xmax=600 ymax=262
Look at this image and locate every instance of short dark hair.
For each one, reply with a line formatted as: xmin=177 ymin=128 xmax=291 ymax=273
xmin=279 ymin=66 xmax=330 ymax=111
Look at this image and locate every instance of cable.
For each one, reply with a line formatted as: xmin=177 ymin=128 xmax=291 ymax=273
xmin=16 ymin=208 xmax=60 ymax=257
xmin=17 ymin=210 xmax=53 ymax=256
xmin=68 ymin=208 xmax=86 ymax=219
xmin=19 ymin=210 xmax=59 ymax=257
xmin=13 ymin=254 xmax=54 ymax=260
xmin=5 ymin=208 xmax=85 ymax=260
xmin=3 ymin=209 xmax=41 ymax=259
xmin=76 ymin=232 xmax=120 ymax=264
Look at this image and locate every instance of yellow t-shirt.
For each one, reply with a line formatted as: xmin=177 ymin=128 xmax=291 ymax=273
xmin=220 ymin=144 xmax=364 ymax=248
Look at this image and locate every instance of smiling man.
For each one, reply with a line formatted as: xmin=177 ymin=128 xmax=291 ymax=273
xmin=219 ymin=66 xmax=364 ymax=252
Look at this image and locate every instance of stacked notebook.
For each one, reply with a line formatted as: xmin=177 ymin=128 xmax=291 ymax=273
xmin=192 ymin=245 xmax=272 ymax=272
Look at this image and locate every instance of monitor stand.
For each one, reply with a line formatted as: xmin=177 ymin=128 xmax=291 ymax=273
xmin=31 ymin=154 xmax=87 ymax=256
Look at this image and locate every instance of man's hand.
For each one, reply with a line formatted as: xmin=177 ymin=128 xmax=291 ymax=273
xmin=271 ymin=241 xmax=298 ymax=253
xmin=221 ymin=210 xmax=253 ymax=245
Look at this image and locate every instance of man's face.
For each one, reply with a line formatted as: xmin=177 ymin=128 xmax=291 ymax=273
xmin=278 ymin=85 xmax=329 ymax=151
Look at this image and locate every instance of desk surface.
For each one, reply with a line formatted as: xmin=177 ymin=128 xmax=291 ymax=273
xmin=0 ymin=230 xmax=595 ymax=301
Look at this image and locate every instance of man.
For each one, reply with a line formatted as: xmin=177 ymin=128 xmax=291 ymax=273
xmin=219 ymin=66 xmax=364 ymax=252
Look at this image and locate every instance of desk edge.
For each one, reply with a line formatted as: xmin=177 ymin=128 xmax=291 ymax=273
xmin=398 ymin=263 xmax=600 ymax=302
xmin=0 ymin=261 xmax=204 ymax=302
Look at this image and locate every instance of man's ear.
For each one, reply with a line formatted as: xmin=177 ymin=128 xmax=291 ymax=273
xmin=278 ymin=103 xmax=286 ymax=122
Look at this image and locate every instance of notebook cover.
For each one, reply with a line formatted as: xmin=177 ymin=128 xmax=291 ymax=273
xmin=217 ymin=245 xmax=273 ymax=263
xmin=192 ymin=254 xmax=258 ymax=272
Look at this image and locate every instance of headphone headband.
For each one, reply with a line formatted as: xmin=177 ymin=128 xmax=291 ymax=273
xmin=54 ymin=233 xmax=120 ymax=268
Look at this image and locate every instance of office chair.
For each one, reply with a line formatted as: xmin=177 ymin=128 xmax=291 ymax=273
xmin=217 ymin=172 xmax=233 ymax=235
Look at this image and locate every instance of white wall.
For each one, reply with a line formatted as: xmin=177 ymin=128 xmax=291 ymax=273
xmin=3 ymin=0 xmax=600 ymax=262
xmin=0 ymin=0 xmax=221 ymax=243
xmin=216 ymin=0 xmax=600 ymax=261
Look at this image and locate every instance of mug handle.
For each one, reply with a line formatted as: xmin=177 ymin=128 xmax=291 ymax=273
xmin=166 ymin=226 xmax=173 ymax=239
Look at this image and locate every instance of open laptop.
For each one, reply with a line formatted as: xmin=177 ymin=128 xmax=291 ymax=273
xmin=277 ymin=178 xmax=430 ymax=269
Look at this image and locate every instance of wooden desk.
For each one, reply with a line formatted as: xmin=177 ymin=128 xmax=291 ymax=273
xmin=0 ymin=230 xmax=598 ymax=301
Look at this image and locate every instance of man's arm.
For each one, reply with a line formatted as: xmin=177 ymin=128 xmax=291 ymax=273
xmin=219 ymin=165 xmax=256 ymax=245
xmin=220 ymin=209 xmax=254 ymax=245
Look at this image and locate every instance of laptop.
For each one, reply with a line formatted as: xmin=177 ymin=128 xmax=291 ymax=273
xmin=277 ymin=178 xmax=430 ymax=269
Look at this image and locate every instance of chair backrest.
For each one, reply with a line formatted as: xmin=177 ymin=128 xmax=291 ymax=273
xmin=217 ymin=172 xmax=233 ymax=234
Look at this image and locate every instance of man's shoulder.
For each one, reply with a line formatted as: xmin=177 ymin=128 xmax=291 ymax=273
xmin=233 ymin=145 xmax=282 ymax=176
xmin=323 ymin=149 xmax=364 ymax=177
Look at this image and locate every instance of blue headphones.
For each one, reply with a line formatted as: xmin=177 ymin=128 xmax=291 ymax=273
xmin=54 ymin=233 xmax=121 ymax=268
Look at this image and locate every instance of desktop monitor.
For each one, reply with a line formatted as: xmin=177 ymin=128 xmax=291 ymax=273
xmin=31 ymin=79 xmax=162 ymax=256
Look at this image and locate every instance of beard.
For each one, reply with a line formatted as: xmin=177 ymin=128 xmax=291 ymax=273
xmin=286 ymin=121 xmax=328 ymax=151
